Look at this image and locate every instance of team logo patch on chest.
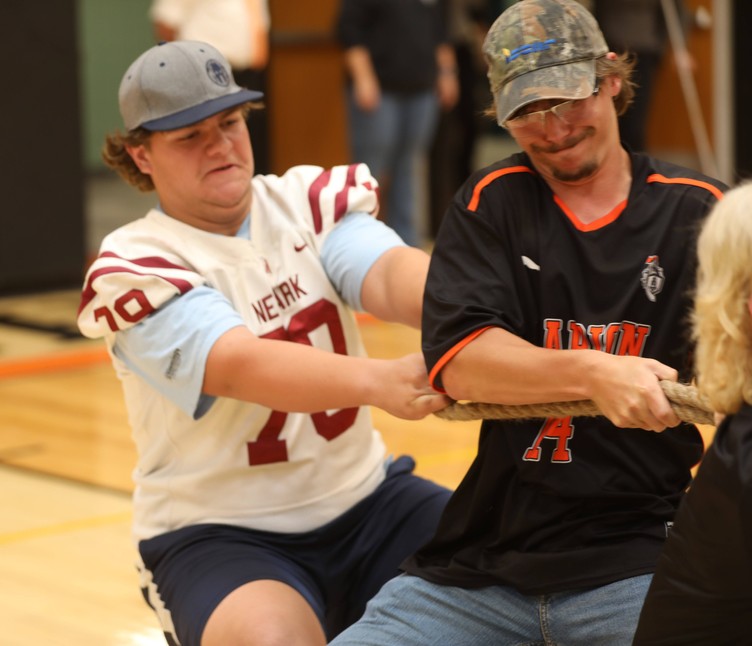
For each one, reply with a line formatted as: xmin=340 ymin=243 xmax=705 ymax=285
xmin=640 ymin=255 xmax=665 ymax=302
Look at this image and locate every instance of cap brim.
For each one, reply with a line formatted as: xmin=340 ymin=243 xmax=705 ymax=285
xmin=140 ymin=88 xmax=264 ymax=131
xmin=495 ymin=59 xmax=597 ymax=126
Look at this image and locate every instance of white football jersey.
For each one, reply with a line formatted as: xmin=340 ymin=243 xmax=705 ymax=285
xmin=78 ymin=164 xmax=389 ymax=539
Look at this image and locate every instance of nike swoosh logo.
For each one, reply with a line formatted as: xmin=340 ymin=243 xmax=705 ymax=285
xmin=521 ymin=255 xmax=540 ymax=271
xmin=294 ymin=243 xmax=308 ymax=252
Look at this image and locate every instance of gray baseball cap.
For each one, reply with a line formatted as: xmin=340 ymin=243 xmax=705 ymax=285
xmin=483 ymin=0 xmax=608 ymax=125
xmin=119 ymin=40 xmax=264 ymax=131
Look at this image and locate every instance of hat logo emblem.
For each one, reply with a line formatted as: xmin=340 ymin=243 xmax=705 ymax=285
xmin=506 ymin=39 xmax=557 ymax=63
xmin=205 ymin=59 xmax=231 ymax=87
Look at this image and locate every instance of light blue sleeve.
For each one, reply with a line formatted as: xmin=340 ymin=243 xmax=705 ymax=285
xmin=112 ymin=286 xmax=245 ymax=419
xmin=321 ymin=212 xmax=406 ymax=311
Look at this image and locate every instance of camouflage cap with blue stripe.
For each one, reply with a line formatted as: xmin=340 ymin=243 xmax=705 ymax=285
xmin=483 ymin=0 xmax=608 ymax=126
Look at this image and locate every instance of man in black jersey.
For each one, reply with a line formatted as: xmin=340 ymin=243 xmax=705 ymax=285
xmin=329 ymin=1 xmax=726 ymax=645
xmin=633 ymin=182 xmax=752 ymax=645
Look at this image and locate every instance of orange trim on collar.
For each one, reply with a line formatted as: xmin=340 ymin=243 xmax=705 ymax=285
xmin=554 ymin=194 xmax=627 ymax=232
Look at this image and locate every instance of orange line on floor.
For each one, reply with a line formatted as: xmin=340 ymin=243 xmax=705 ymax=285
xmin=0 ymin=346 xmax=110 ymax=380
xmin=355 ymin=312 xmax=377 ymax=325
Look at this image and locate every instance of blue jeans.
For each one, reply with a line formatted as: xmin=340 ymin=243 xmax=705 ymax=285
xmin=329 ymin=572 xmax=652 ymax=646
xmin=347 ymin=89 xmax=439 ymax=247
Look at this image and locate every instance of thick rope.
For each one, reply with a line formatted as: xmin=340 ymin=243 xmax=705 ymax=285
xmin=434 ymin=380 xmax=715 ymax=426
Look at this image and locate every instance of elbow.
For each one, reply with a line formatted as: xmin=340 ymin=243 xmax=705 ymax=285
xmin=440 ymin=363 xmax=476 ymax=402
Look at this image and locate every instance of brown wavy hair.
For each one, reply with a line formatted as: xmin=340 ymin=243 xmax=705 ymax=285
xmin=102 ymin=127 xmax=155 ymax=192
xmin=101 ymin=102 xmax=261 ymax=192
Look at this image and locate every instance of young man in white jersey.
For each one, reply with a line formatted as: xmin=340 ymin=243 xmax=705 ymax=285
xmin=77 ymin=40 xmax=451 ymax=646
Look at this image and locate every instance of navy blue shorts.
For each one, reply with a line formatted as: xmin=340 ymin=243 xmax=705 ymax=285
xmin=138 ymin=456 xmax=450 ymax=646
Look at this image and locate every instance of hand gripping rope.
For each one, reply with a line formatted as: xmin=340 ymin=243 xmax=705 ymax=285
xmin=434 ymin=381 xmax=714 ymax=425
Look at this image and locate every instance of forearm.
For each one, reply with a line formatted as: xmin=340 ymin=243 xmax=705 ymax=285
xmin=441 ymin=326 xmax=681 ymax=431
xmin=204 ymin=327 xmax=379 ymax=411
xmin=343 ymin=46 xmax=376 ymax=83
xmin=436 ymin=43 xmax=457 ymax=76
xmin=204 ymin=326 xmax=446 ymax=420
xmin=441 ymin=327 xmax=599 ymax=404
xmin=244 ymin=0 xmax=269 ymax=69
xmin=153 ymin=21 xmax=177 ymax=42
xmin=343 ymin=46 xmax=380 ymax=110
xmin=435 ymin=44 xmax=459 ymax=109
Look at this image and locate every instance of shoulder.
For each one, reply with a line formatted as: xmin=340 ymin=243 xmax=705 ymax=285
xmin=253 ymin=164 xmax=380 ymax=234
xmin=634 ymin=154 xmax=727 ymax=204
xmin=101 ymin=209 xmax=207 ymax=251
xmin=254 ymin=164 xmax=377 ymax=195
xmin=78 ymin=212 xmax=206 ymax=339
xmin=454 ymin=153 xmax=545 ymax=219
xmin=461 ymin=153 xmax=539 ymax=211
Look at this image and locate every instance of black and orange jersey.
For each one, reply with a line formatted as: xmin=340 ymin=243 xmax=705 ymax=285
xmin=405 ymin=150 xmax=727 ymax=595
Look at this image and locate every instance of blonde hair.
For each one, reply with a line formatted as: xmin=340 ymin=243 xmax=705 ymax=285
xmin=693 ymin=182 xmax=752 ymax=414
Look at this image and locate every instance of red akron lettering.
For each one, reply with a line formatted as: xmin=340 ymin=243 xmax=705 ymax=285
xmin=543 ymin=318 xmax=650 ymax=356
xmin=529 ymin=319 xmax=652 ymax=463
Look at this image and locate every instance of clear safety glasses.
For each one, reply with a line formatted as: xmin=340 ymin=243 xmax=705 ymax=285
xmin=503 ymin=86 xmax=601 ymax=134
